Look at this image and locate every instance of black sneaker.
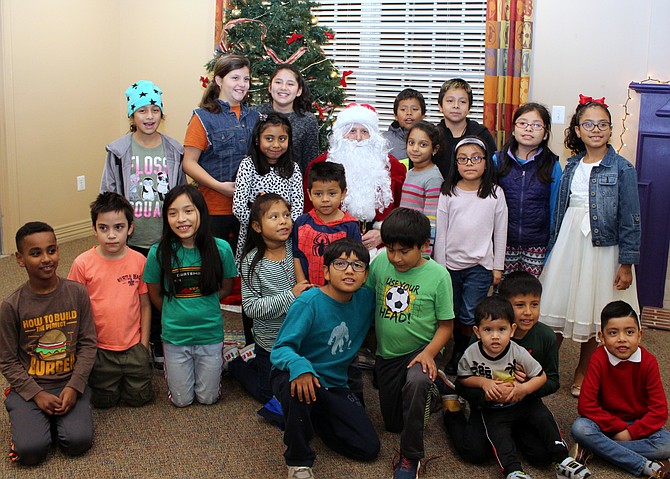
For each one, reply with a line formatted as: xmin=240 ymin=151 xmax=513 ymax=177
xmin=392 ymin=453 xmax=420 ymax=479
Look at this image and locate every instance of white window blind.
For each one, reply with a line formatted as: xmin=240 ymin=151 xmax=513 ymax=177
xmin=314 ymin=0 xmax=487 ymax=130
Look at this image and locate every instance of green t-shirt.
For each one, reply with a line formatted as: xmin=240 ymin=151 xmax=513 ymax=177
xmin=367 ymin=253 xmax=454 ymax=359
xmin=143 ymin=238 xmax=237 ymax=345
xmin=128 ymin=138 xmax=166 ymax=249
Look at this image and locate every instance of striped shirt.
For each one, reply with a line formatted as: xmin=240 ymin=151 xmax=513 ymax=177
xmin=240 ymin=240 xmax=297 ymax=351
xmin=399 ymin=164 xmax=444 ymax=253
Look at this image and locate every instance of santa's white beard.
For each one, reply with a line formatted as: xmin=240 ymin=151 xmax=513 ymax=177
xmin=328 ymin=138 xmax=393 ymax=222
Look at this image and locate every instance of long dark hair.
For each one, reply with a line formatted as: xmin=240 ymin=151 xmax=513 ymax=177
xmin=249 ymin=112 xmax=295 ymax=178
xmin=242 ymin=193 xmax=290 ymax=292
xmin=200 ymin=55 xmax=250 ymax=114
xmin=564 ymin=102 xmax=612 ymax=156
xmin=267 ymin=64 xmax=313 ymax=115
xmin=498 ymin=103 xmax=556 ymax=184
xmin=157 ymin=185 xmax=222 ymax=299
xmin=441 ymin=136 xmax=498 ymax=199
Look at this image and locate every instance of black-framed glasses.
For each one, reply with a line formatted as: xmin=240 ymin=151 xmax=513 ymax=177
xmin=330 ymin=259 xmax=367 ymax=272
xmin=515 ymin=121 xmax=545 ymax=130
xmin=579 ymin=121 xmax=611 ymax=131
xmin=456 ymin=156 xmax=485 ymax=165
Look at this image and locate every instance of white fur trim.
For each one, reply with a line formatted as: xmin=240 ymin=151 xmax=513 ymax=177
xmin=335 ymin=104 xmax=378 ymax=131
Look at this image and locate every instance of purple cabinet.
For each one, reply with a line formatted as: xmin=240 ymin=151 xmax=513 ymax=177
xmin=629 ymin=82 xmax=670 ymax=307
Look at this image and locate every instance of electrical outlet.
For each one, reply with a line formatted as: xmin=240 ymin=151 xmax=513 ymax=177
xmin=77 ymin=175 xmax=86 ymax=191
xmin=552 ymin=105 xmax=565 ymax=125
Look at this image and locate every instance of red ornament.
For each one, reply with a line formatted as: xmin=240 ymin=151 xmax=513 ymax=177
xmin=287 ymin=33 xmax=304 ymax=45
xmin=340 ymin=70 xmax=353 ymax=87
xmin=200 ymin=76 xmax=210 ymax=88
xmin=325 ymin=31 xmax=335 ymax=40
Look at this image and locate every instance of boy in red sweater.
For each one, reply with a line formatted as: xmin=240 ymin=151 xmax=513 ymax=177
xmin=571 ymin=300 xmax=670 ymax=478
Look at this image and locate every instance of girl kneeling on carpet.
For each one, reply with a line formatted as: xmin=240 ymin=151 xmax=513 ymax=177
xmin=143 ymin=185 xmax=237 ymax=407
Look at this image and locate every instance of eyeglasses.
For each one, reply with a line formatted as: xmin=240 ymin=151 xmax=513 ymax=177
xmin=515 ymin=121 xmax=545 ymax=131
xmin=579 ymin=121 xmax=611 ymax=131
xmin=330 ymin=259 xmax=367 ymax=272
xmin=456 ymin=156 xmax=485 ymax=165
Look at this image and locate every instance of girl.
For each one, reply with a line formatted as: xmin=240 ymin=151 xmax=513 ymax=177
xmin=257 ymin=64 xmax=319 ymax=173
xmin=233 ymin=112 xmax=304 ymax=264
xmin=143 ymin=185 xmax=237 ymax=407
xmin=539 ymin=96 xmax=641 ymax=397
xmin=434 ymin=136 xmax=508 ymax=374
xmin=399 ymin=121 xmax=443 ymax=254
xmin=495 ymin=103 xmax=562 ymax=277
xmin=182 ymin=55 xmax=259 ymax=250
xmin=227 ymin=194 xmax=311 ymax=404
xmin=101 ymin=79 xmax=186 ymax=367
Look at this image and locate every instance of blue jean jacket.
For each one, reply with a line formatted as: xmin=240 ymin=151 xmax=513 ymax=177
xmin=549 ymin=145 xmax=640 ymax=265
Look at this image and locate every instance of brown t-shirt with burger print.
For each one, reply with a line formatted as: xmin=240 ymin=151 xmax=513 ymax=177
xmin=0 ymin=278 xmax=97 ymax=401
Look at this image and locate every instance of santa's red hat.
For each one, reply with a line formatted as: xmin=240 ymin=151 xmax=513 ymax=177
xmin=335 ymin=103 xmax=378 ymax=131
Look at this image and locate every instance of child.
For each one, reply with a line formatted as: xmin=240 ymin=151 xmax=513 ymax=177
xmin=227 ymin=194 xmax=311 ymax=404
xmin=399 ymin=121 xmax=444 ymax=254
xmin=571 ymin=301 xmax=670 ymax=478
xmin=495 ymin=103 xmax=562 ymax=277
xmin=457 ymin=296 xmax=591 ymax=479
xmin=68 ymin=192 xmax=153 ymax=408
xmin=433 ymin=78 xmax=497 ymax=181
xmin=101 ymin=79 xmax=186 ymax=368
xmin=0 ymin=222 xmax=96 ymax=465
xmin=367 ymin=207 xmax=454 ymax=479
xmin=271 ymin=238 xmax=380 ymax=478
xmin=444 ymin=271 xmax=560 ymax=465
xmin=233 ymin=112 xmax=304 ymax=264
xmin=539 ymin=95 xmax=641 ymax=397
xmin=257 ymin=64 xmax=319 ymax=173
xmin=382 ymin=88 xmax=427 ymax=165
xmin=434 ymin=136 xmax=508 ymax=374
xmin=143 ymin=185 xmax=237 ymax=407
xmin=293 ymin=161 xmax=361 ymax=286
xmin=182 ymin=54 xmax=259 ymax=249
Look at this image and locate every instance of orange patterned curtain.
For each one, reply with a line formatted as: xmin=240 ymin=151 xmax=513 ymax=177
xmin=215 ymin=0 xmax=227 ymax=44
xmin=483 ymin=0 xmax=534 ymax=148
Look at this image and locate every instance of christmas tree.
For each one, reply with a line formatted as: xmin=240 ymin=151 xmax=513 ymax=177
xmin=205 ymin=0 xmax=347 ymax=152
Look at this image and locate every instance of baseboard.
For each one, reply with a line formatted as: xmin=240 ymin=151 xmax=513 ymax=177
xmin=55 ymin=219 xmax=91 ymax=244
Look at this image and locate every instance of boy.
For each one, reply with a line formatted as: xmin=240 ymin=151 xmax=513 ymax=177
xmin=382 ymin=88 xmax=427 ymax=165
xmin=271 ymin=238 xmax=380 ymax=479
xmin=433 ymin=78 xmax=497 ymax=181
xmin=444 ymin=271 xmax=560 ymax=465
xmin=571 ymin=301 xmax=670 ymax=478
xmin=68 ymin=192 xmax=153 ymax=408
xmin=0 ymin=222 xmax=96 ymax=465
xmin=293 ymin=162 xmax=361 ymax=286
xmin=366 ymin=207 xmax=454 ymax=479
xmin=458 ymin=296 xmax=590 ymax=479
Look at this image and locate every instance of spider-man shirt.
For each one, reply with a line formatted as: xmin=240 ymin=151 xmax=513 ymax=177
xmin=292 ymin=209 xmax=362 ymax=286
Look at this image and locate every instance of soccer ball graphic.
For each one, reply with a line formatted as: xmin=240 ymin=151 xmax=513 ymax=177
xmin=385 ymin=286 xmax=410 ymax=313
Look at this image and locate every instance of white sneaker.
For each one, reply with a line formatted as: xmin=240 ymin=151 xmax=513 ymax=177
xmin=222 ymin=345 xmax=240 ymax=371
xmin=555 ymin=456 xmax=591 ymax=478
xmin=506 ymin=472 xmax=532 ymax=479
xmin=239 ymin=343 xmax=256 ymax=362
xmin=288 ymin=465 xmax=314 ymax=479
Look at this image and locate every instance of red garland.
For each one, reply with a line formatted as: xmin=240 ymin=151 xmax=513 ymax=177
xmin=287 ymin=33 xmax=304 ymax=45
xmin=340 ymin=70 xmax=353 ymax=87
xmin=313 ymin=101 xmax=333 ymax=121
xmin=200 ymin=76 xmax=210 ymax=88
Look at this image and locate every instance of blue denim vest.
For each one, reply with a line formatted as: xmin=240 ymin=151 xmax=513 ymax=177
xmin=497 ymin=149 xmax=555 ymax=248
xmin=193 ymin=100 xmax=259 ymax=182
xmin=549 ymin=145 xmax=640 ymax=265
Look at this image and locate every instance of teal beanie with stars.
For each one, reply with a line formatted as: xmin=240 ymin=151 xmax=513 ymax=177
xmin=126 ymin=80 xmax=163 ymax=117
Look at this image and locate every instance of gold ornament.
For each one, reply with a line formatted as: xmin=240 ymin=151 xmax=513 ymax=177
xmin=231 ymin=8 xmax=242 ymax=18
xmin=310 ymin=16 xmax=318 ymax=26
xmin=329 ymin=70 xmax=338 ymax=79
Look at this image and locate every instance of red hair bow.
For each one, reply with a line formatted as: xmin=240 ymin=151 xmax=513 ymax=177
xmin=579 ymin=94 xmax=608 ymax=108
xmin=200 ymin=76 xmax=210 ymax=88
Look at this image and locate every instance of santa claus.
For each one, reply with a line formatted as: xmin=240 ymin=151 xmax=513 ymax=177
xmin=304 ymin=103 xmax=406 ymax=251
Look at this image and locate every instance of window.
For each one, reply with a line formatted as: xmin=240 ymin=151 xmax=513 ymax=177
xmin=314 ymin=0 xmax=487 ymax=129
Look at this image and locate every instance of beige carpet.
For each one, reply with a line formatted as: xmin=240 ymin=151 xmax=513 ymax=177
xmin=0 ymin=236 xmax=668 ymax=478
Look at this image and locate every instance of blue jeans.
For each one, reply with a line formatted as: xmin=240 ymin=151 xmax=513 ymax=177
xmin=571 ymin=417 xmax=670 ymax=476
xmin=448 ymin=265 xmax=492 ymax=327
xmin=163 ymin=342 xmax=223 ymax=407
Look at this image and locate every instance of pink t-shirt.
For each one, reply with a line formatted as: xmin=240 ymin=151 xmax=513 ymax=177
xmin=68 ymin=247 xmax=148 ymax=351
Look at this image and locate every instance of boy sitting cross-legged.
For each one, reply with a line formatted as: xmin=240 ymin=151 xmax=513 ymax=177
xmin=571 ymin=300 xmax=670 ymax=478
xmin=367 ymin=207 xmax=454 ymax=479
xmin=271 ymin=238 xmax=380 ymax=479
xmin=457 ymin=296 xmax=590 ymax=479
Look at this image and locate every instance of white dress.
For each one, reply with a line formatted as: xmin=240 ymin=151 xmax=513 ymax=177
xmin=539 ymin=160 xmax=639 ymax=342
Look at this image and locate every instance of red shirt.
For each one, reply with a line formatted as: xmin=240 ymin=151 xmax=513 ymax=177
xmin=578 ymin=345 xmax=668 ymax=440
